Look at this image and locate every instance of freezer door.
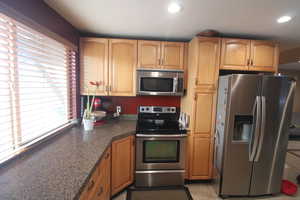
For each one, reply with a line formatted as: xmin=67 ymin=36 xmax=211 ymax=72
xmin=221 ymin=74 xmax=262 ymax=196
xmin=250 ymin=76 xmax=295 ymax=195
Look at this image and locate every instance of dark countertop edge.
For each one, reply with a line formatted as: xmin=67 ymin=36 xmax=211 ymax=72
xmin=73 ymin=130 xmax=136 ymax=200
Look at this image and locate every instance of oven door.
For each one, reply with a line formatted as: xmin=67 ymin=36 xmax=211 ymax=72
xmin=136 ymin=134 xmax=186 ymax=170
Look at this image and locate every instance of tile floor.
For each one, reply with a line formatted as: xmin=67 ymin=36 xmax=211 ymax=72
xmin=113 ymin=141 xmax=300 ymax=200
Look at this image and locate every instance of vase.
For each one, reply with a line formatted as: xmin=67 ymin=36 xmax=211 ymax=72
xmin=83 ymin=118 xmax=94 ymax=131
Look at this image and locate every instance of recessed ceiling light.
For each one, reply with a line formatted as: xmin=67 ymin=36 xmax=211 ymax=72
xmin=277 ymin=16 xmax=292 ymax=23
xmin=168 ymin=2 xmax=182 ymax=14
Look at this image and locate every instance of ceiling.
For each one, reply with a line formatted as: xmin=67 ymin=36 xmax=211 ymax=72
xmin=279 ymin=62 xmax=300 ymax=71
xmin=44 ymin=0 xmax=300 ymax=51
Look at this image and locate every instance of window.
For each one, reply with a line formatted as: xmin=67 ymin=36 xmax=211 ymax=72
xmin=0 ymin=13 xmax=77 ymax=163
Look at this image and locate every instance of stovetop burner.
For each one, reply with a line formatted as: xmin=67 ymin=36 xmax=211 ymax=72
xmin=136 ymin=106 xmax=187 ymax=135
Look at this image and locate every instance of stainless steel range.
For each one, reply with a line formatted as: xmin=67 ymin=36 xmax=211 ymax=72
xmin=135 ymin=106 xmax=187 ymax=187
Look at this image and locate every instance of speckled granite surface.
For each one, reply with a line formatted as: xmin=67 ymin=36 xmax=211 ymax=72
xmin=0 ymin=119 xmax=136 ymax=200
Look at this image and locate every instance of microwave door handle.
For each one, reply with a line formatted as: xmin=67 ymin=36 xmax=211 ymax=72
xmin=249 ymin=96 xmax=261 ymax=162
xmin=173 ymin=77 xmax=178 ymax=93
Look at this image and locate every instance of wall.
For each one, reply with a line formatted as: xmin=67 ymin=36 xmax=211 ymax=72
xmin=84 ymin=96 xmax=181 ymax=115
xmin=279 ymin=70 xmax=300 ymax=113
xmin=0 ymin=0 xmax=79 ymax=46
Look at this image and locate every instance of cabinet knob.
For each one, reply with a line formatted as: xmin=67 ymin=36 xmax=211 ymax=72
xmin=87 ymin=180 xmax=95 ymax=191
xmin=105 ymin=152 xmax=110 ymax=159
xmin=97 ymin=186 xmax=103 ymax=196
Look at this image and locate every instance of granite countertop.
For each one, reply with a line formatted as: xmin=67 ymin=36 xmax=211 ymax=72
xmin=0 ymin=119 xmax=136 ymax=200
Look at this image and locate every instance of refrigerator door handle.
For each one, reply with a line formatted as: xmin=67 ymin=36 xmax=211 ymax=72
xmin=249 ymin=96 xmax=261 ymax=162
xmin=254 ymin=96 xmax=266 ymax=162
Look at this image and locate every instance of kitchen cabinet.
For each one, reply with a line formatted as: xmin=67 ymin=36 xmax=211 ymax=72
xmin=249 ymin=40 xmax=278 ymax=72
xmin=80 ymin=147 xmax=111 ymax=200
xmin=109 ymin=39 xmax=137 ymax=96
xmin=220 ymin=38 xmax=250 ymax=71
xmin=220 ymin=38 xmax=278 ymax=72
xmin=138 ymin=40 xmax=161 ymax=69
xmin=195 ymin=37 xmax=220 ymax=90
xmin=80 ymin=38 xmax=137 ymax=96
xmin=193 ymin=92 xmax=216 ymax=137
xmin=80 ymin=38 xmax=109 ymax=95
xmin=181 ymin=37 xmax=219 ymax=180
xmin=189 ymin=136 xmax=214 ymax=179
xmin=161 ymin=42 xmax=184 ymax=69
xmin=111 ymin=135 xmax=135 ymax=196
xmin=137 ymin=41 xmax=185 ymax=70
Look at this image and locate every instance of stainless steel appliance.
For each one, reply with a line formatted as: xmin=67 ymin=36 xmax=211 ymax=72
xmin=135 ymin=106 xmax=187 ymax=187
xmin=214 ymin=74 xmax=296 ymax=198
xmin=136 ymin=69 xmax=184 ymax=96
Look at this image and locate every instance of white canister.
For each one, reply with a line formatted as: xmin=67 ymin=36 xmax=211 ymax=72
xmin=83 ymin=118 xmax=94 ymax=131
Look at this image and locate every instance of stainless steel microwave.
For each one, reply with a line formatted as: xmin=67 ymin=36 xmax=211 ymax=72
xmin=136 ymin=69 xmax=184 ymax=96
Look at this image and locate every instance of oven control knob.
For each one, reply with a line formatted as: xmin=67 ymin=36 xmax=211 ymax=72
xmin=171 ymin=108 xmax=175 ymax=112
xmin=146 ymin=107 xmax=150 ymax=111
xmin=167 ymin=108 xmax=170 ymax=112
xmin=141 ymin=108 xmax=145 ymax=112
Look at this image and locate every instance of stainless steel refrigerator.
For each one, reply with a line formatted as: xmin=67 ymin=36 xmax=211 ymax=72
xmin=214 ymin=74 xmax=296 ymax=198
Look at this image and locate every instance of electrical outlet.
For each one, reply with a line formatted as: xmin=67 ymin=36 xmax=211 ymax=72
xmin=116 ymin=106 xmax=121 ymax=113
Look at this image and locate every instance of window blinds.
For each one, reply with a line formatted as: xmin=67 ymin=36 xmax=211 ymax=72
xmin=0 ymin=13 xmax=77 ymax=163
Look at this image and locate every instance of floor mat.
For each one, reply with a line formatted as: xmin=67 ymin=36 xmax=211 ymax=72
xmin=126 ymin=186 xmax=193 ymax=200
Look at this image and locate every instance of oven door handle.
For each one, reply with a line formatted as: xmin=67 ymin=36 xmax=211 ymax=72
xmin=136 ymin=134 xmax=187 ymax=138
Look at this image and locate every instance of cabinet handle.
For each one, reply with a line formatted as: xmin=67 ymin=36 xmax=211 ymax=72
xmin=247 ymin=59 xmax=250 ymax=66
xmin=97 ymin=186 xmax=103 ymax=196
xmin=106 ymin=85 xmax=109 ymax=92
xmin=87 ymin=180 xmax=95 ymax=191
xmin=158 ymin=59 xmax=160 ymax=65
xmin=195 ymin=78 xmax=198 ymax=85
xmin=250 ymin=60 xmax=253 ymax=66
xmin=105 ymin=152 xmax=110 ymax=159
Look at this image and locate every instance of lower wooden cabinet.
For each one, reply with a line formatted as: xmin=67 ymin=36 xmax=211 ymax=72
xmin=80 ymin=147 xmax=111 ymax=200
xmin=188 ymin=136 xmax=214 ymax=179
xmin=111 ymin=136 xmax=135 ymax=196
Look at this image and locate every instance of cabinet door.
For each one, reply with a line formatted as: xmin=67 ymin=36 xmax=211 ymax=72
xmin=93 ymin=148 xmax=111 ymax=200
xmin=80 ymin=38 xmax=109 ymax=95
xmin=161 ymin=42 xmax=184 ymax=69
xmin=193 ymin=92 xmax=215 ymax=136
xmin=111 ymin=136 xmax=135 ymax=195
xmin=249 ymin=40 xmax=278 ymax=72
xmin=138 ymin=40 xmax=161 ymax=69
xmin=220 ymin=39 xmax=250 ymax=70
xmin=109 ymin=39 xmax=137 ymax=96
xmin=189 ymin=136 xmax=213 ymax=179
xmin=196 ymin=37 xmax=220 ymax=90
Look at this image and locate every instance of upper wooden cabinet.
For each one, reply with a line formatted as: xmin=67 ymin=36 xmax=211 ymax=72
xmin=80 ymin=38 xmax=137 ymax=96
xmin=109 ymin=39 xmax=137 ymax=96
xmin=111 ymin=136 xmax=135 ymax=196
xmin=220 ymin=39 xmax=251 ymax=71
xmin=80 ymin=38 xmax=109 ymax=95
xmin=250 ymin=40 xmax=279 ymax=72
xmin=220 ymin=38 xmax=278 ymax=72
xmin=196 ymin=37 xmax=220 ymax=90
xmin=161 ymin=42 xmax=184 ymax=69
xmin=138 ymin=41 xmax=185 ymax=70
xmin=138 ymin=40 xmax=161 ymax=69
